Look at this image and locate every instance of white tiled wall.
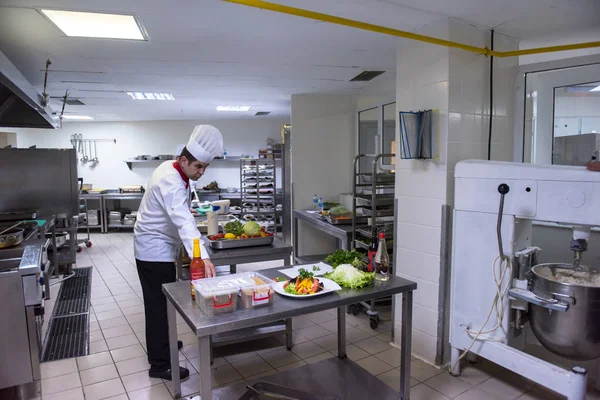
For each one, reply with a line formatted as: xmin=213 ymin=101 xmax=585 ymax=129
xmin=393 ymin=18 xmax=518 ymax=365
xmin=394 ymin=18 xmax=450 ymax=365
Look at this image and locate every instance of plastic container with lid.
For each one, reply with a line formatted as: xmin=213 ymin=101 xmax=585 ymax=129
xmin=192 ymin=275 xmax=252 ymax=315
xmin=237 ymin=272 xmax=276 ymax=309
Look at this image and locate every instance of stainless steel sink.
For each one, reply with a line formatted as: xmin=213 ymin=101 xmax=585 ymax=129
xmin=0 ymin=258 xmax=21 ymax=272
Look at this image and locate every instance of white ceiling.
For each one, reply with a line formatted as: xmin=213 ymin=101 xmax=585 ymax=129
xmin=0 ymin=0 xmax=598 ymax=122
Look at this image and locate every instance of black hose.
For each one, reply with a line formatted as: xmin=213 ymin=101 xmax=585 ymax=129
xmin=487 ymin=30 xmax=494 ymax=161
xmin=497 ymin=184 xmax=509 ymax=259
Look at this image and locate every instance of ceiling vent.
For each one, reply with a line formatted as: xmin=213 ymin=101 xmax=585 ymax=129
xmin=51 ymin=97 xmax=85 ymax=105
xmin=255 ymin=111 xmax=271 ymax=116
xmin=350 ymin=71 xmax=385 ymax=82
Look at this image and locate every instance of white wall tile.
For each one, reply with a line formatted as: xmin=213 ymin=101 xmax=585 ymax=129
xmin=395 ymin=170 xmax=447 ymax=199
xmin=398 ymin=273 xmax=439 ymax=311
xmin=413 ymin=304 xmax=439 ymax=338
xmin=396 ymin=222 xmax=441 ymax=257
xmin=395 ymin=247 xmax=440 ymax=284
xmin=396 ymin=196 xmax=445 ymax=228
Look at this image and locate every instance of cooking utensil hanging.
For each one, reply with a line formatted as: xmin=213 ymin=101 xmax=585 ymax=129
xmin=80 ymin=139 xmax=88 ymax=163
xmin=92 ymin=140 xmax=99 ymax=163
xmin=399 ymin=109 xmax=434 ymax=159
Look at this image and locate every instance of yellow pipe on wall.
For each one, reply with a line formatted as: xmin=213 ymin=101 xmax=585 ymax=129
xmin=223 ymin=0 xmax=600 ymax=58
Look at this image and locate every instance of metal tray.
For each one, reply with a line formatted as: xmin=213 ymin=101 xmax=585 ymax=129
xmin=209 ymin=236 xmax=274 ymax=249
xmin=325 ymin=215 xmax=368 ymax=225
xmin=240 ymin=382 xmax=338 ymax=400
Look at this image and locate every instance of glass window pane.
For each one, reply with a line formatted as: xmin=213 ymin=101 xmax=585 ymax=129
xmin=358 ymin=107 xmax=379 ymax=173
xmin=382 ymin=103 xmax=396 ymax=165
xmin=553 ymin=83 xmax=600 ymax=165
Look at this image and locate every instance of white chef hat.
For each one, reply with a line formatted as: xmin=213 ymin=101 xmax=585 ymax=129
xmin=186 ymin=125 xmax=223 ymax=163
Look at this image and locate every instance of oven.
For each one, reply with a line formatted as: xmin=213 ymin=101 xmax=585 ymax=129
xmin=0 ymin=240 xmax=47 ymax=391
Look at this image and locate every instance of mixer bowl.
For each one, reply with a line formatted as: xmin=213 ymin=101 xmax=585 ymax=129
xmin=530 ymin=263 xmax=600 ymax=361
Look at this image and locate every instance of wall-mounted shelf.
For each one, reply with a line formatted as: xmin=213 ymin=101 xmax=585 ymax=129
xmin=124 ymin=156 xmax=247 ymax=170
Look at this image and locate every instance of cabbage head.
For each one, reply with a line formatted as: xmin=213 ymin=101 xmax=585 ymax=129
xmin=244 ymin=221 xmax=262 ymax=236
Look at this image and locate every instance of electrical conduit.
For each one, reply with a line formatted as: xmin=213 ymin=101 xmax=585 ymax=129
xmin=223 ymin=0 xmax=600 ymax=58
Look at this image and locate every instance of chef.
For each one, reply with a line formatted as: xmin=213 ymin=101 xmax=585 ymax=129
xmin=134 ymin=125 xmax=222 ymax=380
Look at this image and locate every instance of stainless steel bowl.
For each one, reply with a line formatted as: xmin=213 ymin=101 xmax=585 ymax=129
xmin=530 ymin=263 xmax=600 ymax=360
xmin=0 ymin=228 xmax=24 ymax=249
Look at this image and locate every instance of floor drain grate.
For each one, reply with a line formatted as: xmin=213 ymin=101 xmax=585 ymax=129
xmin=41 ymin=314 xmax=89 ymax=362
xmin=53 ymin=267 xmax=92 ymax=317
xmin=41 ymin=267 xmax=93 ymax=362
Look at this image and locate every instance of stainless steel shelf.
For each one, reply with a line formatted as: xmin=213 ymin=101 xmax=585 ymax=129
xmin=107 ymin=223 xmax=135 ymax=229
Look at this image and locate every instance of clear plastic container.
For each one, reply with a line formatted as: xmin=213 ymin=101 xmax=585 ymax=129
xmin=238 ymin=272 xmax=276 ymax=309
xmin=193 ymin=275 xmax=251 ymax=315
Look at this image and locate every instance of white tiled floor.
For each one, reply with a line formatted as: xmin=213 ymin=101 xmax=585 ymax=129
xmin=37 ymin=232 xmax=600 ymax=400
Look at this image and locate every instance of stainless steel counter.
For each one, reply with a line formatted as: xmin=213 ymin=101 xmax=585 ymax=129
xmin=176 ymin=237 xmax=292 ymax=278
xmin=294 ymin=210 xmax=366 ymax=262
xmin=163 ymin=268 xmax=416 ymax=399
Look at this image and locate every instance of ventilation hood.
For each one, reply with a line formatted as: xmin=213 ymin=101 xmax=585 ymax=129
xmin=0 ymin=50 xmax=58 ymax=129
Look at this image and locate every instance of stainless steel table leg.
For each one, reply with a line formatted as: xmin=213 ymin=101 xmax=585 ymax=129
xmin=285 ymin=318 xmax=293 ymax=350
xmin=284 ymin=253 xmax=291 ymax=266
xmin=198 ymin=335 xmax=212 ymax=400
xmin=167 ymin=301 xmax=181 ymax=399
xmin=337 ymin=307 xmax=347 ymax=358
xmin=175 ymin=246 xmax=183 ymax=282
xmin=400 ymin=291 xmax=413 ymax=400
xmin=293 ymin=216 xmax=298 ymax=262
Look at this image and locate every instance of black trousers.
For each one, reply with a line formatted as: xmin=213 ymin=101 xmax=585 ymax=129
xmin=136 ymin=259 xmax=176 ymax=372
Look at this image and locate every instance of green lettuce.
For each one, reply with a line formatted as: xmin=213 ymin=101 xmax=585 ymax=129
xmin=324 ymin=264 xmax=375 ymax=289
xmin=284 ymin=282 xmax=297 ymax=294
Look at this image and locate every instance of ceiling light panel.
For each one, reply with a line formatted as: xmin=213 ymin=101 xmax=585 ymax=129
xmin=41 ymin=10 xmax=146 ymax=40
xmin=127 ymin=92 xmax=174 ymax=100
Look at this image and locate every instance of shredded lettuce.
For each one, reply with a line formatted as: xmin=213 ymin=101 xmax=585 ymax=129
xmin=284 ymin=282 xmax=297 ymax=294
xmin=324 ymin=264 xmax=375 ymax=289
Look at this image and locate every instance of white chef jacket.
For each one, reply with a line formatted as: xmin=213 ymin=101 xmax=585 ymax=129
xmin=134 ymin=161 xmax=209 ymax=262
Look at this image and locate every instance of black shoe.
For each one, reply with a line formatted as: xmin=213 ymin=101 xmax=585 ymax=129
xmin=178 ymin=340 xmax=183 ymax=350
xmin=149 ymin=366 xmax=189 ymax=381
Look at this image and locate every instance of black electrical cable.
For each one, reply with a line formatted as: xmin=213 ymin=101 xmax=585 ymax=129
xmin=487 ymin=30 xmax=494 ymax=161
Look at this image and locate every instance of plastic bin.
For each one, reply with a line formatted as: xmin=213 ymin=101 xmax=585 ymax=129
xmin=193 ymin=275 xmax=250 ymax=315
xmin=238 ymin=272 xmax=275 ymax=309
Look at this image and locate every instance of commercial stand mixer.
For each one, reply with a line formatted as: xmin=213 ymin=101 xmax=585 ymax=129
xmin=449 ymin=160 xmax=600 ymax=400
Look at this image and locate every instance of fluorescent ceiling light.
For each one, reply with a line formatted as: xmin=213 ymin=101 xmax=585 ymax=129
xmin=62 ymin=115 xmax=94 ymax=120
xmin=41 ymin=9 xmax=145 ymax=40
xmin=216 ymin=105 xmax=252 ymax=112
xmin=127 ymin=92 xmax=174 ymax=100
xmin=591 ymin=85 xmax=600 ymax=92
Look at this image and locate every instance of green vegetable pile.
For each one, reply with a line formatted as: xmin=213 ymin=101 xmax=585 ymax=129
xmin=325 ymin=249 xmax=365 ymax=269
xmin=329 ymin=205 xmax=349 ymax=215
xmin=284 ymin=282 xmax=297 ymax=294
xmin=324 ymin=264 xmax=375 ymax=289
xmin=224 ymin=220 xmax=244 ymax=236
xmin=243 ymin=221 xmax=261 ymax=236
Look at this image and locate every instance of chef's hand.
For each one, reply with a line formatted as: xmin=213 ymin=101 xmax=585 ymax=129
xmin=204 ymin=259 xmax=216 ymax=277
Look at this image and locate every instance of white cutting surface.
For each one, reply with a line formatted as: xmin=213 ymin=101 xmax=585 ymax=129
xmin=278 ymin=262 xmax=333 ymax=278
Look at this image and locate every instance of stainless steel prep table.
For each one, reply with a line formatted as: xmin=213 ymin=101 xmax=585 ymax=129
xmin=294 ymin=210 xmax=367 ymax=263
xmin=102 ymin=193 xmax=144 ymax=232
xmin=163 ymin=269 xmax=416 ymax=400
xmin=79 ymin=193 xmax=105 ymax=232
xmin=175 ymin=237 xmax=292 ymax=278
xmin=175 ymin=238 xmax=294 ymax=355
